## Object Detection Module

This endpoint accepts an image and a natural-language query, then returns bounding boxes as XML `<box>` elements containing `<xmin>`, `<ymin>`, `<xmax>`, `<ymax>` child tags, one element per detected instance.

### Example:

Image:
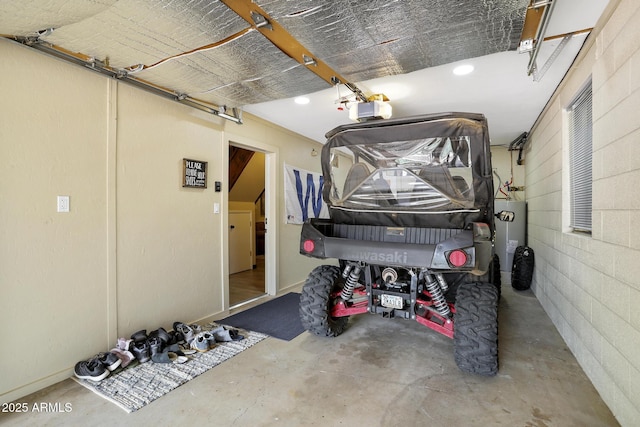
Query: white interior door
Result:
<box><xmin>229</xmin><ymin>211</ymin><xmax>253</xmax><ymax>274</ymax></box>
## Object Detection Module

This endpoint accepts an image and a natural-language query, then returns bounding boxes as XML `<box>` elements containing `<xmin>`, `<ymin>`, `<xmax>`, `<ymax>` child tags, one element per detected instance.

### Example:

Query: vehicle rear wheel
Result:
<box><xmin>490</xmin><ymin>255</ymin><xmax>501</xmax><ymax>299</ymax></box>
<box><xmin>299</xmin><ymin>265</ymin><xmax>348</xmax><ymax>337</ymax></box>
<box><xmin>445</xmin><ymin>255</ymin><xmax>501</xmax><ymax>302</ymax></box>
<box><xmin>454</xmin><ymin>282</ymin><xmax>499</xmax><ymax>376</ymax></box>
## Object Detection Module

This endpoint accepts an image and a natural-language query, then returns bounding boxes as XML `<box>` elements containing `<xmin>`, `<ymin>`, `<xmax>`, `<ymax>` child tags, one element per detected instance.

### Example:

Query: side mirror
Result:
<box><xmin>496</xmin><ymin>210</ymin><xmax>515</xmax><ymax>222</ymax></box>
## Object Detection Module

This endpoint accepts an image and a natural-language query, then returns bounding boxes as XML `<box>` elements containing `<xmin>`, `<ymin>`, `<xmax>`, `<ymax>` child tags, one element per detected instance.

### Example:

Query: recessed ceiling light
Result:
<box><xmin>294</xmin><ymin>96</ymin><xmax>310</xmax><ymax>105</ymax></box>
<box><xmin>453</xmin><ymin>64</ymin><xmax>474</xmax><ymax>76</ymax></box>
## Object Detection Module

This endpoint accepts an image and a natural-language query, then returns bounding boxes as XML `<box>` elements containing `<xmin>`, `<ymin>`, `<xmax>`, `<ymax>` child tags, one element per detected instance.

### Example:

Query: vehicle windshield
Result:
<box><xmin>328</xmin><ymin>136</ymin><xmax>475</xmax><ymax>211</ymax></box>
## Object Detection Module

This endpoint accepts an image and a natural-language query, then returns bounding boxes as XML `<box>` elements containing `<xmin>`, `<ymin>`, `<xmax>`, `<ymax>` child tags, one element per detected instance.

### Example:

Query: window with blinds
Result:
<box><xmin>568</xmin><ymin>81</ymin><xmax>593</xmax><ymax>233</ymax></box>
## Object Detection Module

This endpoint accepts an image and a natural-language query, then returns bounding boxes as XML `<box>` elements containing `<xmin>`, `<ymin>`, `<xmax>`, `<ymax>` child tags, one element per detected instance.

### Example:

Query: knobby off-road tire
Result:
<box><xmin>445</xmin><ymin>255</ymin><xmax>501</xmax><ymax>302</ymax></box>
<box><xmin>490</xmin><ymin>255</ymin><xmax>502</xmax><ymax>300</ymax></box>
<box><xmin>454</xmin><ymin>282</ymin><xmax>499</xmax><ymax>376</ymax></box>
<box><xmin>511</xmin><ymin>246</ymin><xmax>534</xmax><ymax>290</ymax></box>
<box><xmin>299</xmin><ymin>265</ymin><xmax>348</xmax><ymax>337</ymax></box>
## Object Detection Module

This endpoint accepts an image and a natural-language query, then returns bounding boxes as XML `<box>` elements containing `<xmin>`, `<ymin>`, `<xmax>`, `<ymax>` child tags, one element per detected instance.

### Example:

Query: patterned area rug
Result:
<box><xmin>73</xmin><ymin>327</ymin><xmax>267</xmax><ymax>413</ymax></box>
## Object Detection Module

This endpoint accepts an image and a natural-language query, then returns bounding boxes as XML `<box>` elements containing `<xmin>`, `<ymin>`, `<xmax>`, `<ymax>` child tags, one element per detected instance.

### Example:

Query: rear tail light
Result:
<box><xmin>302</xmin><ymin>239</ymin><xmax>315</xmax><ymax>253</ymax></box>
<box><xmin>448</xmin><ymin>249</ymin><xmax>468</xmax><ymax>267</ymax></box>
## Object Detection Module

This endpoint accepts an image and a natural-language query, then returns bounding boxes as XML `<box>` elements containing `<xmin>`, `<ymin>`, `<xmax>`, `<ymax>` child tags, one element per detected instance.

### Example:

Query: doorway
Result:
<box><xmin>228</xmin><ymin>144</ymin><xmax>267</xmax><ymax>306</ymax></box>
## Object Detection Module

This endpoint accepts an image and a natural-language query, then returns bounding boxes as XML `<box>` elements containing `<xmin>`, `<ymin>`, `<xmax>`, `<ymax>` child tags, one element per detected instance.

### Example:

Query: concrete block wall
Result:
<box><xmin>525</xmin><ymin>1</ymin><xmax>640</xmax><ymax>425</ymax></box>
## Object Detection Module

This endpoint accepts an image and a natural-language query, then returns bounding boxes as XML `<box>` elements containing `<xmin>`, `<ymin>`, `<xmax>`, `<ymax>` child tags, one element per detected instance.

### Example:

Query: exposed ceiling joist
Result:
<box><xmin>519</xmin><ymin>2</ymin><xmax>546</xmax><ymax>47</ymax></box>
<box><xmin>518</xmin><ymin>0</ymin><xmax>595</xmax><ymax>82</ymax></box>
<box><xmin>219</xmin><ymin>0</ymin><xmax>368</xmax><ymax>102</ymax></box>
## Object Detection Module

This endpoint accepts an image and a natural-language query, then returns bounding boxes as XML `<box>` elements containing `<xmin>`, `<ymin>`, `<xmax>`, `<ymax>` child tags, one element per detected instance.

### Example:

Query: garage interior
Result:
<box><xmin>1</xmin><ymin>0</ymin><xmax>638</xmax><ymax>425</ymax></box>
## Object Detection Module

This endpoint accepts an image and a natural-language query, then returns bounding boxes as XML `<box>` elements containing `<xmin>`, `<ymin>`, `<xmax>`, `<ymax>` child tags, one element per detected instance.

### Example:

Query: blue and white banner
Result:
<box><xmin>284</xmin><ymin>163</ymin><xmax>329</xmax><ymax>224</ymax></box>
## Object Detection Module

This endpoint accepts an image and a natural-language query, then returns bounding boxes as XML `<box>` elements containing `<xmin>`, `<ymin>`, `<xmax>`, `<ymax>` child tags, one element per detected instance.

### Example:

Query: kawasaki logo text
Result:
<box><xmin>355</xmin><ymin>251</ymin><xmax>408</xmax><ymax>264</ymax></box>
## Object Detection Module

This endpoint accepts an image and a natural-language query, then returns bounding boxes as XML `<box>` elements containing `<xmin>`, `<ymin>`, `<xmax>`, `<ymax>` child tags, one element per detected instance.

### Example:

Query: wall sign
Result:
<box><xmin>183</xmin><ymin>158</ymin><xmax>207</xmax><ymax>188</ymax></box>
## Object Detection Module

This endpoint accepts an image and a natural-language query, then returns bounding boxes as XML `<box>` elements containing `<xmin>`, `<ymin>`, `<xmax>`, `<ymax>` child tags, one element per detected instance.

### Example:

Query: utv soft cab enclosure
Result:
<box><xmin>322</xmin><ymin>113</ymin><xmax>494</xmax><ymax>229</ymax></box>
<box><xmin>299</xmin><ymin>113</ymin><xmax>507</xmax><ymax>376</ymax></box>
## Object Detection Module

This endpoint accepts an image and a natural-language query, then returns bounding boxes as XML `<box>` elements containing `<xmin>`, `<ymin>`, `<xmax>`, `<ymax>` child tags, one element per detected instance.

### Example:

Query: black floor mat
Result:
<box><xmin>218</xmin><ymin>292</ymin><xmax>304</xmax><ymax>341</ymax></box>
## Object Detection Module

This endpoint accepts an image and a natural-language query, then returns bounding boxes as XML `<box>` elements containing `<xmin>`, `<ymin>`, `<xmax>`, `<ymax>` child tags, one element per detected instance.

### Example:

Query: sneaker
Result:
<box><xmin>131</xmin><ymin>340</ymin><xmax>151</xmax><ymax>363</ymax></box>
<box><xmin>190</xmin><ymin>332</ymin><xmax>210</xmax><ymax>352</ymax></box>
<box><xmin>148</xmin><ymin>336</ymin><xmax>164</xmax><ymax>359</ymax></box>
<box><xmin>110</xmin><ymin>347</ymin><xmax>136</xmax><ymax>368</ymax></box>
<box><xmin>202</xmin><ymin>331</ymin><xmax>216</xmax><ymax>348</ymax></box>
<box><xmin>173</xmin><ymin>322</ymin><xmax>191</xmax><ymax>344</ymax></box>
<box><xmin>96</xmin><ymin>352</ymin><xmax>122</xmax><ymax>371</ymax></box>
<box><xmin>74</xmin><ymin>358</ymin><xmax>109</xmax><ymax>381</ymax></box>
<box><xmin>148</xmin><ymin>327</ymin><xmax>173</xmax><ymax>345</ymax></box>
<box><xmin>130</xmin><ymin>329</ymin><xmax>147</xmax><ymax>343</ymax></box>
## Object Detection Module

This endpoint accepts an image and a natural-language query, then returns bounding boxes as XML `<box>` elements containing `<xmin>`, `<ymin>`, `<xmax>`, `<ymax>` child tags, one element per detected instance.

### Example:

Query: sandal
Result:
<box><xmin>151</xmin><ymin>350</ymin><xmax>188</xmax><ymax>364</ymax></box>
<box><xmin>211</xmin><ymin>326</ymin><xmax>244</xmax><ymax>342</ymax></box>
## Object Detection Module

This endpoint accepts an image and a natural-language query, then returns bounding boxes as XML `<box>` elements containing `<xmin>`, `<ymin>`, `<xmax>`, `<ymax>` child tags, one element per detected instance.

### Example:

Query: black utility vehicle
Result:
<box><xmin>299</xmin><ymin>112</ymin><xmax>513</xmax><ymax>376</ymax></box>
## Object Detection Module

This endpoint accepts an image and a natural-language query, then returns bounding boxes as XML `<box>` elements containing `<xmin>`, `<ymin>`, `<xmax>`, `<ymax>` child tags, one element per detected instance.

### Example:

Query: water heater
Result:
<box><xmin>494</xmin><ymin>200</ymin><xmax>527</xmax><ymax>272</ymax></box>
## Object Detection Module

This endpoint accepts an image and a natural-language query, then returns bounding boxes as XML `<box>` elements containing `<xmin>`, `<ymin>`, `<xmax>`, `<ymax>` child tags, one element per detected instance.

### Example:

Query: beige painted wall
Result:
<box><xmin>114</xmin><ymin>84</ymin><xmax>226</xmax><ymax>333</ymax></box>
<box><xmin>1</xmin><ymin>40</ymin><xmax>110</xmax><ymax>403</ymax></box>
<box><xmin>525</xmin><ymin>1</ymin><xmax>639</xmax><ymax>424</ymax></box>
<box><xmin>0</xmin><ymin>39</ymin><xmax>326</xmax><ymax>404</ymax></box>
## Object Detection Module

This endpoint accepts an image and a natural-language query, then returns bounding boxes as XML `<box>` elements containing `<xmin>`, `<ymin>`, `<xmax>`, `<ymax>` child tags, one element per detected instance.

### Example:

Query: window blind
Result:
<box><xmin>568</xmin><ymin>81</ymin><xmax>593</xmax><ymax>233</ymax></box>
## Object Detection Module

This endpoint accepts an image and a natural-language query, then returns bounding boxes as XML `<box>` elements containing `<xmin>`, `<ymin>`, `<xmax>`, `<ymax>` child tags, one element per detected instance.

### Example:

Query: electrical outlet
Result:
<box><xmin>57</xmin><ymin>196</ymin><xmax>70</xmax><ymax>213</ymax></box>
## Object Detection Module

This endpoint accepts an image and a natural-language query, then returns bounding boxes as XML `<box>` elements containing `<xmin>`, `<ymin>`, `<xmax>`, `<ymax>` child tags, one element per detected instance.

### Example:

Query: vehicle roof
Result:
<box><xmin>325</xmin><ymin>112</ymin><xmax>488</xmax><ymax>139</ymax></box>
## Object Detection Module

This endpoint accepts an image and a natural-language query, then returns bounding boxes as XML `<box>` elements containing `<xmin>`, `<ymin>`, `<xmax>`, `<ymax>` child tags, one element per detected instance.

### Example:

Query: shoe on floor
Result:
<box><xmin>148</xmin><ymin>336</ymin><xmax>164</xmax><ymax>359</ymax></box>
<box><xmin>74</xmin><ymin>358</ymin><xmax>109</xmax><ymax>382</ymax></box>
<box><xmin>110</xmin><ymin>347</ymin><xmax>136</xmax><ymax>368</ymax></box>
<box><xmin>178</xmin><ymin>344</ymin><xmax>196</xmax><ymax>355</ymax></box>
<box><xmin>130</xmin><ymin>329</ymin><xmax>148</xmax><ymax>343</ymax></box>
<box><xmin>169</xmin><ymin>352</ymin><xmax>188</xmax><ymax>364</ymax></box>
<box><xmin>173</xmin><ymin>322</ymin><xmax>195</xmax><ymax>345</ymax></box>
<box><xmin>116</xmin><ymin>337</ymin><xmax>133</xmax><ymax>352</ymax></box>
<box><xmin>202</xmin><ymin>331</ymin><xmax>216</xmax><ymax>348</ymax></box>
<box><xmin>165</xmin><ymin>342</ymin><xmax>192</xmax><ymax>356</ymax></box>
<box><xmin>190</xmin><ymin>332</ymin><xmax>210</xmax><ymax>352</ymax></box>
<box><xmin>148</xmin><ymin>327</ymin><xmax>174</xmax><ymax>345</ymax></box>
<box><xmin>152</xmin><ymin>349</ymin><xmax>189</xmax><ymax>364</ymax></box>
<box><xmin>131</xmin><ymin>340</ymin><xmax>151</xmax><ymax>363</ymax></box>
<box><xmin>96</xmin><ymin>352</ymin><xmax>122</xmax><ymax>371</ymax></box>
<box><xmin>211</xmin><ymin>326</ymin><xmax>244</xmax><ymax>342</ymax></box>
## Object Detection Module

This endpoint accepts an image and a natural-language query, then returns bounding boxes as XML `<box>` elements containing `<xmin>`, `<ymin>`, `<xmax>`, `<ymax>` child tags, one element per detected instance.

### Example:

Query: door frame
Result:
<box><xmin>223</xmin><ymin>132</ymin><xmax>278</xmax><ymax>310</ymax></box>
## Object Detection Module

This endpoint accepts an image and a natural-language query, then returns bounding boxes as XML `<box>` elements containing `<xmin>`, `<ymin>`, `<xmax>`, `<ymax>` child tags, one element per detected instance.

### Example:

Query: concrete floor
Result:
<box><xmin>1</xmin><ymin>281</ymin><xmax>618</xmax><ymax>426</ymax></box>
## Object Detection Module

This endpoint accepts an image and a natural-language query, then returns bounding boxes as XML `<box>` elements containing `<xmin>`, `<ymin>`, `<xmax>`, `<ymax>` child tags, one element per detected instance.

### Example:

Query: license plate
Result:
<box><xmin>381</xmin><ymin>294</ymin><xmax>403</xmax><ymax>309</ymax></box>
